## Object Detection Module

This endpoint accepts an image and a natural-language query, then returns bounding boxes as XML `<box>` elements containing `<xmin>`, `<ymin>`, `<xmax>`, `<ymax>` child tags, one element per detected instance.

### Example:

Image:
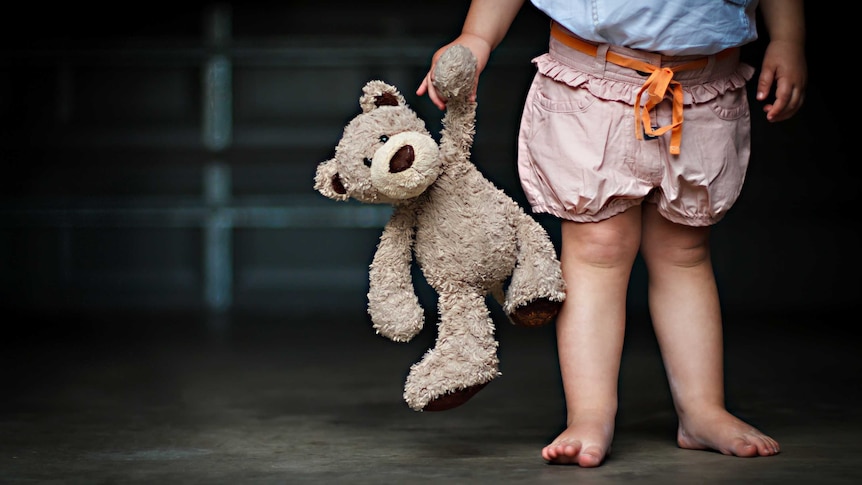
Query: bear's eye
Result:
<box><xmin>363</xmin><ymin>157</ymin><xmax>372</xmax><ymax>167</ymax></box>
<box><xmin>379</xmin><ymin>135</ymin><xmax>389</xmax><ymax>143</ymax></box>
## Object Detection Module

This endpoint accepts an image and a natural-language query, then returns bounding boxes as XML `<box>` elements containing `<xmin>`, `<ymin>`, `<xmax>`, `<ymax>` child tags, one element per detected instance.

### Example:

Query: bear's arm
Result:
<box><xmin>434</xmin><ymin>44</ymin><xmax>477</xmax><ymax>170</ymax></box>
<box><xmin>367</xmin><ymin>204</ymin><xmax>424</xmax><ymax>342</ymax></box>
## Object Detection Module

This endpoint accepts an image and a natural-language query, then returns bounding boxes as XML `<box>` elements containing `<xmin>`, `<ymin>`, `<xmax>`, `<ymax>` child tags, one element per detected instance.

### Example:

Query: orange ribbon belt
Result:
<box><xmin>550</xmin><ymin>22</ymin><xmax>734</xmax><ymax>155</ymax></box>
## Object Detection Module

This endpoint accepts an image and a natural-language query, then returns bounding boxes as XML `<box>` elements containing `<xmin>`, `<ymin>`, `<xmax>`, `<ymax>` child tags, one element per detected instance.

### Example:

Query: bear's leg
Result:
<box><xmin>403</xmin><ymin>289</ymin><xmax>500</xmax><ymax>411</ymax></box>
<box><xmin>504</xmin><ymin>215</ymin><xmax>567</xmax><ymax>327</ymax></box>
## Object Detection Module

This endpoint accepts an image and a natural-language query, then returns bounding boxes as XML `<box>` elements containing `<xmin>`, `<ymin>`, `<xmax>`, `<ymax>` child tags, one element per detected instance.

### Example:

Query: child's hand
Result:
<box><xmin>756</xmin><ymin>39</ymin><xmax>807</xmax><ymax>122</ymax></box>
<box><xmin>417</xmin><ymin>34</ymin><xmax>492</xmax><ymax>110</ymax></box>
<box><xmin>417</xmin><ymin>54</ymin><xmax>450</xmax><ymax>111</ymax></box>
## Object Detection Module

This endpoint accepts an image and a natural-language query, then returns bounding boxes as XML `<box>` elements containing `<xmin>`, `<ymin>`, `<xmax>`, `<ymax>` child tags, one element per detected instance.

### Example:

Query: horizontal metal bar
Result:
<box><xmin>0</xmin><ymin>40</ymin><xmax>539</xmax><ymax>68</ymax></box>
<box><xmin>20</xmin><ymin>124</ymin><xmax>348</xmax><ymax>150</ymax></box>
<box><xmin>0</xmin><ymin>201</ymin><xmax>393</xmax><ymax>229</ymax></box>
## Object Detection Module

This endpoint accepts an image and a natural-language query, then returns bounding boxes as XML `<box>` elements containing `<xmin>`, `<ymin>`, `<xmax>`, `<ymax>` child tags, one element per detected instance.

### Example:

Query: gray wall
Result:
<box><xmin>0</xmin><ymin>2</ymin><xmax>855</xmax><ymax>321</ymax></box>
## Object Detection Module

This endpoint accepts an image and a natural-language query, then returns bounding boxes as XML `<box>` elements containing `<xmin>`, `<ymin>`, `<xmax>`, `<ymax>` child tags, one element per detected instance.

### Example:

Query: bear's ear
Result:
<box><xmin>359</xmin><ymin>80</ymin><xmax>406</xmax><ymax>113</ymax></box>
<box><xmin>314</xmin><ymin>158</ymin><xmax>349</xmax><ymax>201</ymax></box>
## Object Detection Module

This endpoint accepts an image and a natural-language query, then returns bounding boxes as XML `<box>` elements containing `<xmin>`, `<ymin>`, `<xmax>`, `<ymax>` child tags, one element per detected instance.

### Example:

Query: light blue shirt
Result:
<box><xmin>530</xmin><ymin>0</ymin><xmax>760</xmax><ymax>55</ymax></box>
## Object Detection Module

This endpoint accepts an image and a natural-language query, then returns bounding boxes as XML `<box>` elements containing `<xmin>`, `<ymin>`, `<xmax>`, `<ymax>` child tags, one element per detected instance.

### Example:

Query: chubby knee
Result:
<box><xmin>562</xmin><ymin>222</ymin><xmax>640</xmax><ymax>268</ymax></box>
<box><xmin>641</xmin><ymin>231</ymin><xmax>711</xmax><ymax>268</ymax></box>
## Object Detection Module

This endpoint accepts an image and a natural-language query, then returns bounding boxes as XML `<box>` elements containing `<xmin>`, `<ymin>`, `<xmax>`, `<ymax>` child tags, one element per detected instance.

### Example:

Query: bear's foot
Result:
<box><xmin>508</xmin><ymin>297</ymin><xmax>563</xmax><ymax>327</ymax></box>
<box><xmin>423</xmin><ymin>382</ymin><xmax>489</xmax><ymax>412</ymax></box>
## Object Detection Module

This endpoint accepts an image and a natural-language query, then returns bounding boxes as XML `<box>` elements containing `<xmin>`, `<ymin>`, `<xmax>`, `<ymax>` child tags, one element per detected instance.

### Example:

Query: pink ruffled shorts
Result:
<box><xmin>517</xmin><ymin>30</ymin><xmax>756</xmax><ymax>226</ymax></box>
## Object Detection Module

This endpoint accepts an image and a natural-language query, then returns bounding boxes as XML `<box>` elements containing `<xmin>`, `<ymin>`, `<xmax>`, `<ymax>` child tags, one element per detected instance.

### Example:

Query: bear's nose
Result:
<box><xmin>389</xmin><ymin>145</ymin><xmax>414</xmax><ymax>173</ymax></box>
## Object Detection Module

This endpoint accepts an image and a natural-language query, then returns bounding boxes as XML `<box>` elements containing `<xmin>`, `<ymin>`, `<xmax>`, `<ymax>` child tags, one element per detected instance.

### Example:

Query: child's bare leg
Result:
<box><xmin>639</xmin><ymin>204</ymin><xmax>780</xmax><ymax>457</ymax></box>
<box><xmin>542</xmin><ymin>209</ymin><xmax>642</xmax><ymax>466</ymax></box>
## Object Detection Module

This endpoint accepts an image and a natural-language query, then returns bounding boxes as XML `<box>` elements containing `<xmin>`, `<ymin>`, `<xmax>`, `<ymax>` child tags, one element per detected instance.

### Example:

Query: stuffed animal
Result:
<box><xmin>313</xmin><ymin>45</ymin><xmax>566</xmax><ymax>412</ymax></box>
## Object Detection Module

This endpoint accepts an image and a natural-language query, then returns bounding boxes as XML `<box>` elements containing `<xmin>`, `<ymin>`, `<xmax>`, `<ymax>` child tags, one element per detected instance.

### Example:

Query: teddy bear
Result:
<box><xmin>313</xmin><ymin>44</ymin><xmax>566</xmax><ymax>412</ymax></box>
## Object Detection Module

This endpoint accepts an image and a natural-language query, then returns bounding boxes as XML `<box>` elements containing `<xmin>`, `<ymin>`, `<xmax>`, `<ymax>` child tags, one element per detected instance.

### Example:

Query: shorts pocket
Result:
<box><xmin>709</xmin><ymin>86</ymin><xmax>749</xmax><ymax>121</ymax></box>
<box><xmin>534</xmin><ymin>74</ymin><xmax>594</xmax><ymax>113</ymax></box>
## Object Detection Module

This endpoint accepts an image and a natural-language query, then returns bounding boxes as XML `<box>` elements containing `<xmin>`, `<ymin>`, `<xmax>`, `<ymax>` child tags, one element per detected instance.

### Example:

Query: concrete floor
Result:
<box><xmin>2</xmin><ymin>305</ymin><xmax>860</xmax><ymax>484</ymax></box>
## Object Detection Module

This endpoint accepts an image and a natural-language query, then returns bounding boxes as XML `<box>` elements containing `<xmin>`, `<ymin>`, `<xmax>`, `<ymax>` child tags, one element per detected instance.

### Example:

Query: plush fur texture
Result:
<box><xmin>314</xmin><ymin>45</ymin><xmax>566</xmax><ymax>412</ymax></box>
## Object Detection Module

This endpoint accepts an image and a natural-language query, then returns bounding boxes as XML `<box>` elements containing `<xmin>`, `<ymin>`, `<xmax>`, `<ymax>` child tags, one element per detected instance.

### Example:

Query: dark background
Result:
<box><xmin>1</xmin><ymin>3</ymin><xmax>860</xmax><ymax>483</ymax></box>
<box><xmin>0</xmin><ymin>1</ymin><xmax>855</xmax><ymax>332</ymax></box>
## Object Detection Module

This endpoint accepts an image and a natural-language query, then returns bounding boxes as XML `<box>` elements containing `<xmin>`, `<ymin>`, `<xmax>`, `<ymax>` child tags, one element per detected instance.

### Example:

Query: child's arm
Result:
<box><xmin>756</xmin><ymin>0</ymin><xmax>807</xmax><ymax>122</ymax></box>
<box><xmin>417</xmin><ymin>0</ymin><xmax>526</xmax><ymax>110</ymax></box>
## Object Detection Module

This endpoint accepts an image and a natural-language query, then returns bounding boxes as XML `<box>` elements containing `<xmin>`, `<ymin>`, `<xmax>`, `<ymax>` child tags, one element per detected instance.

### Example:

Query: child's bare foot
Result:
<box><xmin>542</xmin><ymin>416</ymin><xmax>614</xmax><ymax>467</ymax></box>
<box><xmin>677</xmin><ymin>408</ymin><xmax>780</xmax><ymax>457</ymax></box>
